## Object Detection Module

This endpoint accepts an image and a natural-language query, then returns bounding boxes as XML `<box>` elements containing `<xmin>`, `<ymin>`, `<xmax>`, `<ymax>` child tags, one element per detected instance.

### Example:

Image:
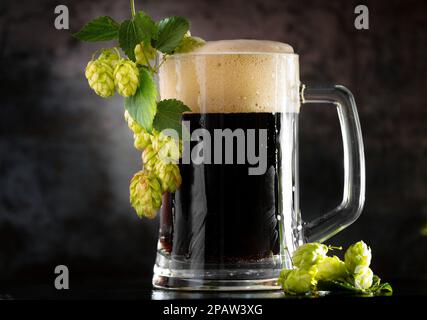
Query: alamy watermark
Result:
<box><xmin>354</xmin><ymin>5</ymin><xmax>369</xmax><ymax>30</ymax></box>
<box><xmin>55</xmin><ymin>4</ymin><xmax>369</xmax><ymax>31</ymax></box>
<box><xmin>54</xmin><ymin>5</ymin><xmax>69</xmax><ymax>30</ymax></box>
<box><xmin>54</xmin><ymin>265</ymin><xmax>69</xmax><ymax>290</ymax></box>
<box><xmin>159</xmin><ymin>121</ymin><xmax>268</xmax><ymax>176</ymax></box>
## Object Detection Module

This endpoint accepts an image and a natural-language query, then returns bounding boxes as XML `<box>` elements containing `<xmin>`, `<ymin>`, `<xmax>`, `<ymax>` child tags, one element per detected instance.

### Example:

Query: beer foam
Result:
<box><xmin>191</xmin><ymin>39</ymin><xmax>295</xmax><ymax>54</ymax></box>
<box><xmin>159</xmin><ymin>40</ymin><xmax>301</xmax><ymax>113</ymax></box>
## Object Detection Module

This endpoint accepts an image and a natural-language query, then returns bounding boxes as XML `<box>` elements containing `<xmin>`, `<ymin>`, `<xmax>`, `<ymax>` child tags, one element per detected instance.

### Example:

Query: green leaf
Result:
<box><xmin>153</xmin><ymin>99</ymin><xmax>191</xmax><ymax>139</ymax></box>
<box><xmin>371</xmin><ymin>274</ymin><xmax>381</xmax><ymax>288</ymax></box>
<box><xmin>319</xmin><ymin>276</ymin><xmax>393</xmax><ymax>296</ymax></box>
<box><xmin>370</xmin><ymin>275</ymin><xmax>393</xmax><ymax>296</ymax></box>
<box><xmin>119</xmin><ymin>12</ymin><xmax>157</xmax><ymax>60</ymax></box>
<box><xmin>73</xmin><ymin>16</ymin><xmax>119</xmax><ymax>42</ymax></box>
<box><xmin>155</xmin><ymin>17</ymin><xmax>190</xmax><ymax>54</ymax></box>
<box><xmin>125</xmin><ymin>68</ymin><xmax>157</xmax><ymax>131</ymax></box>
<box><xmin>371</xmin><ymin>282</ymin><xmax>393</xmax><ymax>296</ymax></box>
<box><xmin>134</xmin><ymin>11</ymin><xmax>157</xmax><ymax>42</ymax></box>
<box><xmin>328</xmin><ymin>279</ymin><xmax>362</xmax><ymax>292</ymax></box>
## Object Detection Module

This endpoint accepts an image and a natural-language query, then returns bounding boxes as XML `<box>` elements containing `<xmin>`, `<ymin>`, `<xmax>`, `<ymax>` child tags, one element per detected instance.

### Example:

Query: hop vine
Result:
<box><xmin>74</xmin><ymin>0</ymin><xmax>205</xmax><ymax>219</ymax></box>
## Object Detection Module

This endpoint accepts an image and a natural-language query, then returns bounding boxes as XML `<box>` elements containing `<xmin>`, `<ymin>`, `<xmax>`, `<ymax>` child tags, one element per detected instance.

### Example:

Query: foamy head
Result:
<box><xmin>159</xmin><ymin>40</ymin><xmax>301</xmax><ymax>113</ymax></box>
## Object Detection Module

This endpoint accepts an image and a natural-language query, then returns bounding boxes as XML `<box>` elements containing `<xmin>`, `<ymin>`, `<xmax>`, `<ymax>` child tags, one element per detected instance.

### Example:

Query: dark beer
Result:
<box><xmin>159</xmin><ymin>112</ymin><xmax>282</xmax><ymax>265</ymax></box>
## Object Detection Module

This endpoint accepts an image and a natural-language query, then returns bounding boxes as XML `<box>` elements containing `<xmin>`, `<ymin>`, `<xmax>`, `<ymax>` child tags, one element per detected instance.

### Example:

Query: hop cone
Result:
<box><xmin>85</xmin><ymin>60</ymin><xmax>115</xmax><ymax>98</ymax></box>
<box><xmin>344</xmin><ymin>241</ymin><xmax>372</xmax><ymax>274</ymax></box>
<box><xmin>154</xmin><ymin>161</ymin><xmax>182</xmax><ymax>193</ymax></box>
<box><xmin>316</xmin><ymin>256</ymin><xmax>348</xmax><ymax>281</ymax></box>
<box><xmin>175</xmin><ymin>32</ymin><xmax>205</xmax><ymax>53</ymax></box>
<box><xmin>113</xmin><ymin>59</ymin><xmax>139</xmax><ymax>97</ymax></box>
<box><xmin>98</xmin><ymin>48</ymin><xmax>120</xmax><ymax>69</ymax></box>
<box><xmin>292</xmin><ymin>243</ymin><xmax>328</xmax><ymax>269</ymax></box>
<box><xmin>129</xmin><ymin>170</ymin><xmax>162</xmax><ymax>219</ymax></box>
<box><xmin>277</xmin><ymin>269</ymin><xmax>292</xmax><ymax>288</ymax></box>
<box><xmin>280</xmin><ymin>267</ymin><xmax>318</xmax><ymax>294</ymax></box>
<box><xmin>124</xmin><ymin>111</ymin><xmax>151</xmax><ymax>150</ymax></box>
<box><xmin>353</xmin><ymin>267</ymin><xmax>373</xmax><ymax>290</ymax></box>
<box><xmin>124</xmin><ymin>110</ymin><xmax>143</xmax><ymax>134</ymax></box>
<box><xmin>134</xmin><ymin>132</ymin><xmax>152</xmax><ymax>150</ymax></box>
<box><xmin>142</xmin><ymin>145</ymin><xmax>158</xmax><ymax>172</ymax></box>
<box><xmin>151</xmin><ymin>130</ymin><xmax>182</xmax><ymax>163</ymax></box>
<box><xmin>134</xmin><ymin>42</ymin><xmax>157</xmax><ymax>66</ymax></box>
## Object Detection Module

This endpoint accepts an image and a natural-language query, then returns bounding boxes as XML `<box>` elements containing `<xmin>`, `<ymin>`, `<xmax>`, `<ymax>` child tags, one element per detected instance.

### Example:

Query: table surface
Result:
<box><xmin>1</xmin><ymin>277</ymin><xmax>426</xmax><ymax>300</ymax></box>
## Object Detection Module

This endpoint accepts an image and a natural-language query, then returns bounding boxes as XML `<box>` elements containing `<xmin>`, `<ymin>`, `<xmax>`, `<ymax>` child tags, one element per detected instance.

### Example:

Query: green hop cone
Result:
<box><xmin>175</xmin><ymin>32</ymin><xmax>206</xmax><ymax>53</ymax></box>
<box><xmin>134</xmin><ymin>132</ymin><xmax>152</xmax><ymax>150</ymax></box>
<box><xmin>292</xmin><ymin>243</ymin><xmax>328</xmax><ymax>269</ymax></box>
<box><xmin>124</xmin><ymin>111</ymin><xmax>151</xmax><ymax>150</ymax></box>
<box><xmin>85</xmin><ymin>60</ymin><xmax>115</xmax><ymax>98</ymax></box>
<box><xmin>154</xmin><ymin>161</ymin><xmax>182</xmax><ymax>193</ymax></box>
<box><xmin>142</xmin><ymin>145</ymin><xmax>159</xmax><ymax>172</ymax></box>
<box><xmin>280</xmin><ymin>267</ymin><xmax>318</xmax><ymax>295</ymax></box>
<box><xmin>113</xmin><ymin>59</ymin><xmax>139</xmax><ymax>97</ymax></box>
<box><xmin>316</xmin><ymin>255</ymin><xmax>348</xmax><ymax>281</ymax></box>
<box><xmin>134</xmin><ymin>42</ymin><xmax>157</xmax><ymax>66</ymax></box>
<box><xmin>124</xmin><ymin>110</ymin><xmax>143</xmax><ymax>134</ymax></box>
<box><xmin>344</xmin><ymin>241</ymin><xmax>372</xmax><ymax>274</ymax></box>
<box><xmin>151</xmin><ymin>131</ymin><xmax>182</xmax><ymax>163</ymax></box>
<box><xmin>129</xmin><ymin>170</ymin><xmax>162</xmax><ymax>219</ymax></box>
<box><xmin>98</xmin><ymin>48</ymin><xmax>120</xmax><ymax>69</ymax></box>
<box><xmin>353</xmin><ymin>267</ymin><xmax>374</xmax><ymax>290</ymax></box>
<box><xmin>277</xmin><ymin>269</ymin><xmax>292</xmax><ymax>288</ymax></box>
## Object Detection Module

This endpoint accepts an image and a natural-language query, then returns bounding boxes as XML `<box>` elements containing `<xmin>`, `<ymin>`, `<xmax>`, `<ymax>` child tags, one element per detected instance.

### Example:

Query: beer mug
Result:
<box><xmin>153</xmin><ymin>40</ymin><xmax>365</xmax><ymax>290</ymax></box>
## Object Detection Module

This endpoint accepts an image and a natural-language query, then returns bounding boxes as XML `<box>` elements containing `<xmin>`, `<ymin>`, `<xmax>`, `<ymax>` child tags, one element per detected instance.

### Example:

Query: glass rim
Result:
<box><xmin>165</xmin><ymin>52</ymin><xmax>300</xmax><ymax>58</ymax></box>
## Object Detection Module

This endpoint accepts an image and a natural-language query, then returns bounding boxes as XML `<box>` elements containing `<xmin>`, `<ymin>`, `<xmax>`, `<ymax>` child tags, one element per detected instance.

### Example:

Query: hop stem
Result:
<box><xmin>142</xmin><ymin>49</ymin><xmax>155</xmax><ymax>74</ymax></box>
<box><xmin>130</xmin><ymin>0</ymin><xmax>136</xmax><ymax>17</ymax></box>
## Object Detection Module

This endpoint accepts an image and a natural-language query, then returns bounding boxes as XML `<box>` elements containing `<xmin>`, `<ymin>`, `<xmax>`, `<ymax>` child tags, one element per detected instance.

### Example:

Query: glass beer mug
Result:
<box><xmin>153</xmin><ymin>40</ymin><xmax>365</xmax><ymax>290</ymax></box>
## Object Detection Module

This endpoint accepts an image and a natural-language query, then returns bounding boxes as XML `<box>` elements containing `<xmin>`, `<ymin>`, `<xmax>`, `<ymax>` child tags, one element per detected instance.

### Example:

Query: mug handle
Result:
<box><xmin>300</xmin><ymin>84</ymin><xmax>366</xmax><ymax>243</ymax></box>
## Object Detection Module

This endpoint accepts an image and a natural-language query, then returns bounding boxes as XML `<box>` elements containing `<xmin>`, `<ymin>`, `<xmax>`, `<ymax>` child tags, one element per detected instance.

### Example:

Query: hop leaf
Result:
<box><xmin>353</xmin><ymin>267</ymin><xmax>374</xmax><ymax>290</ymax></box>
<box><xmin>113</xmin><ymin>59</ymin><xmax>140</xmax><ymax>97</ymax></box>
<box><xmin>154</xmin><ymin>161</ymin><xmax>182</xmax><ymax>193</ymax></box>
<box><xmin>124</xmin><ymin>67</ymin><xmax>157</xmax><ymax>131</ymax></box>
<box><xmin>98</xmin><ymin>48</ymin><xmax>120</xmax><ymax>69</ymax></box>
<box><xmin>119</xmin><ymin>12</ymin><xmax>157</xmax><ymax>61</ymax></box>
<box><xmin>85</xmin><ymin>60</ymin><xmax>115</xmax><ymax>98</ymax></box>
<box><xmin>316</xmin><ymin>256</ymin><xmax>348</xmax><ymax>281</ymax></box>
<box><xmin>73</xmin><ymin>16</ymin><xmax>119</xmax><ymax>42</ymax></box>
<box><xmin>129</xmin><ymin>170</ymin><xmax>162</xmax><ymax>219</ymax></box>
<box><xmin>344</xmin><ymin>240</ymin><xmax>372</xmax><ymax>273</ymax></box>
<box><xmin>135</xmin><ymin>42</ymin><xmax>157</xmax><ymax>66</ymax></box>
<box><xmin>280</xmin><ymin>267</ymin><xmax>318</xmax><ymax>295</ymax></box>
<box><xmin>292</xmin><ymin>243</ymin><xmax>328</xmax><ymax>269</ymax></box>
<box><xmin>155</xmin><ymin>16</ymin><xmax>190</xmax><ymax>54</ymax></box>
<box><xmin>153</xmin><ymin>99</ymin><xmax>191</xmax><ymax>139</ymax></box>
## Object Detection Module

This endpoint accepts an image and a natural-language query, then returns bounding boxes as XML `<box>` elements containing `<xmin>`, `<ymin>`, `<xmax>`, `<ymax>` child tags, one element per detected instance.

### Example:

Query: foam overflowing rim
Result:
<box><xmin>168</xmin><ymin>51</ymin><xmax>299</xmax><ymax>58</ymax></box>
<box><xmin>166</xmin><ymin>39</ymin><xmax>299</xmax><ymax>58</ymax></box>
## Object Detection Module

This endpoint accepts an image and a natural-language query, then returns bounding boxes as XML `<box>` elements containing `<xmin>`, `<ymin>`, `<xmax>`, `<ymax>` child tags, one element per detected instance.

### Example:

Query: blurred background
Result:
<box><xmin>0</xmin><ymin>0</ymin><xmax>426</xmax><ymax>290</ymax></box>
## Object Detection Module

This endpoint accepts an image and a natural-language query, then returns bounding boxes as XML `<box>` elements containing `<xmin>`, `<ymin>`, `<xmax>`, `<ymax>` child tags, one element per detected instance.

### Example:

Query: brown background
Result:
<box><xmin>0</xmin><ymin>0</ymin><xmax>426</xmax><ymax>286</ymax></box>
